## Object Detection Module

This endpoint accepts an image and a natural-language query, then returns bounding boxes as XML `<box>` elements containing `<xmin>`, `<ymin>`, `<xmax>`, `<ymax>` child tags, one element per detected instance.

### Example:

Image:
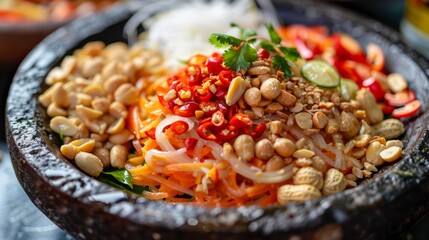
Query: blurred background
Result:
<box><xmin>1</xmin><ymin>0</ymin><xmax>429</xmax><ymax>239</ymax></box>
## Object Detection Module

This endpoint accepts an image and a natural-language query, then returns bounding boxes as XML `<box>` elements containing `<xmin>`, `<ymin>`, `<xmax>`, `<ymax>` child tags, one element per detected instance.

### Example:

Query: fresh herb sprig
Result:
<box><xmin>209</xmin><ymin>23</ymin><xmax>301</xmax><ymax>77</ymax></box>
<box><xmin>98</xmin><ymin>169</ymin><xmax>148</xmax><ymax>195</ymax></box>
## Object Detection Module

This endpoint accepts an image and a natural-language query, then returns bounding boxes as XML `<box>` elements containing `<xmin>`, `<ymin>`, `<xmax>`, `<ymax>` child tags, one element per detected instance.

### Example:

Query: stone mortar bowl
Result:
<box><xmin>6</xmin><ymin>1</ymin><xmax>429</xmax><ymax>239</ymax></box>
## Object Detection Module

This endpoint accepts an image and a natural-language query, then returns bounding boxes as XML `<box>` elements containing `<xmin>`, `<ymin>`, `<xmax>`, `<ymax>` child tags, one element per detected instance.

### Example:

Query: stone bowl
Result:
<box><xmin>6</xmin><ymin>1</ymin><xmax>429</xmax><ymax>239</ymax></box>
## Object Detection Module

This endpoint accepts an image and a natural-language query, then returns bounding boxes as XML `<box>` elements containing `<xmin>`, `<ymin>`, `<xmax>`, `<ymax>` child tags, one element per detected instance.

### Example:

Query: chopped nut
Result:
<box><xmin>247</xmin><ymin>66</ymin><xmax>271</xmax><ymax>75</ymax></box>
<box><xmin>366</xmin><ymin>141</ymin><xmax>386</xmax><ymax>166</ymax></box>
<box><xmin>277</xmin><ymin>184</ymin><xmax>321</xmax><ymax>204</ymax></box>
<box><xmin>244</xmin><ymin>87</ymin><xmax>262</xmax><ymax>107</ymax></box>
<box><xmin>276</xmin><ymin>90</ymin><xmax>297</xmax><ymax>107</ymax></box>
<box><xmin>226</xmin><ymin>76</ymin><xmax>246</xmax><ymax>106</ymax></box>
<box><xmin>379</xmin><ymin>146</ymin><xmax>402</xmax><ymax>162</ymax></box>
<box><xmin>274</xmin><ymin>138</ymin><xmax>296</xmax><ymax>157</ymax></box>
<box><xmin>387</xmin><ymin>73</ymin><xmax>407</xmax><ymax>93</ymax></box>
<box><xmin>352</xmin><ymin>167</ymin><xmax>363</xmax><ymax>179</ymax></box>
<box><xmin>386</xmin><ymin>140</ymin><xmax>404</xmax><ymax>148</ymax></box>
<box><xmin>233</xmin><ymin>134</ymin><xmax>255</xmax><ymax>162</ymax></box>
<box><xmin>356</xmin><ymin>89</ymin><xmax>383</xmax><ymax>124</ymax></box>
<box><xmin>265</xmin><ymin>102</ymin><xmax>283</xmax><ymax>114</ymax></box>
<box><xmin>312</xmin><ymin>112</ymin><xmax>328</xmax><ymax>129</ymax></box>
<box><xmin>255</xmin><ymin>139</ymin><xmax>275</xmax><ymax>161</ymax></box>
<box><xmin>293</xmin><ymin>149</ymin><xmax>315</xmax><ymax>159</ymax></box>
<box><xmin>265</xmin><ymin>155</ymin><xmax>285</xmax><ymax>171</ymax></box>
<box><xmin>364</xmin><ymin>162</ymin><xmax>378</xmax><ymax>172</ymax></box>
<box><xmin>269</xmin><ymin>121</ymin><xmax>283</xmax><ymax>135</ymax></box>
<box><xmin>293</xmin><ymin>167</ymin><xmax>324</xmax><ymax>189</ymax></box>
<box><xmin>295</xmin><ymin>158</ymin><xmax>313</xmax><ymax>167</ymax></box>
<box><xmin>295</xmin><ymin>112</ymin><xmax>313</xmax><ymax>129</ymax></box>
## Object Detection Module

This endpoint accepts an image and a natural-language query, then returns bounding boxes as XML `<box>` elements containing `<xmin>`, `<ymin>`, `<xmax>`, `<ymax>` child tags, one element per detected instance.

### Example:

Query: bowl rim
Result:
<box><xmin>6</xmin><ymin>0</ymin><xmax>429</xmax><ymax>238</ymax></box>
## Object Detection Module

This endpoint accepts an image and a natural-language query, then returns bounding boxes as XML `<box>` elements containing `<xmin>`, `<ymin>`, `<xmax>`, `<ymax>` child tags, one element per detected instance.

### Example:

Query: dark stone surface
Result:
<box><xmin>5</xmin><ymin>1</ymin><xmax>429</xmax><ymax>239</ymax></box>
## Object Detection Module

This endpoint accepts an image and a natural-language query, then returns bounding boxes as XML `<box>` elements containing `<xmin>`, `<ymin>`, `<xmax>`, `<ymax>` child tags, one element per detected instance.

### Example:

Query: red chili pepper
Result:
<box><xmin>258</xmin><ymin>49</ymin><xmax>270</xmax><ymax>60</ymax></box>
<box><xmin>227</xmin><ymin>104</ymin><xmax>239</xmax><ymax>120</ymax></box>
<box><xmin>184</xmin><ymin>137</ymin><xmax>198</xmax><ymax>151</ymax></box>
<box><xmin>193</xmin><ymin>86</ymin><xmax>212</xmax><ymax>102</ymax></box>
<box><xmin>384</xmin><ymin>89</ymin><xmax>416</xmax><ymax>107</ymax></box>
<box><xmin>218</xmin><ymin>70</ymin><xmax>235</xmax><ymax>87</ymax></box>
<box><xmin>186</xmin><ymin>65</ymin><xmax>202</xmax><ymax>84</ymax></box>
<box><xmin>229</xmin><ymin>113</ymin><xmax>253</xmax><ymax>128</ymax></box>
<box><xmin>145</xmin><ymin>128</ymin><xmax>156</xmax><ymax>140</ymax></box>
<box><xmin>197</xmin><ymin>121</ymin><xmax>217</xmax><ymax>141</ymax></box>
<box><xmin>214</xmin><ymin>88</ymin><xmax>227</xmax><ymax>99</ymax></box>
<box><xmin>206</xmin><ymin>56</ymin><xmax>224</xmax><ymax>75</ymax></box>
<box><xmin>173</xmin><ymin>102</ymin><xmax>200</xmax><ymax>117</ymax></box>
<box><xmin>216</xmin><ymin>125</ymin><xmax>239</xmax><ymax>142</ymax></box>
<box><xmin>392</xmin><ymin>100</ymin><xmax>421</xmax><ymax>119</ymax></box>
<box><xmin>362</xmin><ymin>77</ymin><xmax>385</xmax><ymax>101</ymax></box>
<box><xmin>244</xmin><ymin>123</ymin><xmax>267</xmax><ymax>139</ymax></box>
<box><xmin>217</xmin><ymin>102</ymin><xmax>228</xmax><ymax>114</ymax></box>
<box><xmin>157</xmin><ymin>94</ymin><xmax>167</xmax><ymax>106</ymax></box>
<box><xmin>199</xmin><ymin>101</ymin><xmax>219</xmax><ymax>116</ymax></box>
<box><xmin>378</xmin><ymin>103</ymin><xmax>395</xmax><ymax>115</ymax></box>
<box><xmin>170</xmin><ymin>120</ymin><xmax>189</xmax><ymax>135</ymax></box>
<box><xmin>211</xmin><ymin>111</ymin><xmax>225</xmax><ymax>126</ymax></box>
<box><xmin>366</xmin><ymin>43</ymin><xmax>385</xmax><ymax>71</ymax></box>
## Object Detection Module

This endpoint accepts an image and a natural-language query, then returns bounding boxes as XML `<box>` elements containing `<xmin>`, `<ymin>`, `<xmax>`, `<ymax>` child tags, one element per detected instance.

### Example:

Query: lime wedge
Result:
<box><xmin>301</xmin><ymin>60</ymin><xmax>340</xmax><ymax>88</ymax></box>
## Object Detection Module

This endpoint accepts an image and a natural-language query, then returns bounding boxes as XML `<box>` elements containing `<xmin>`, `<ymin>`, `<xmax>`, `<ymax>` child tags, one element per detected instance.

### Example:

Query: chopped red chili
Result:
<box><xmin>206</xmin><ymin>56</ymin><xmax>224</xmax><ymax>75</ymax></box>
<box><xmin>145</xmin><ymin>128</ymin><xmax>156</xmax><ymax>140</ymax></box>
<box><xmin>229</xmin><ymin>113</ymin><xmax>252</xmax><ymax>128</ymax></box>
<box><xmin>211</xmin><ymin>111</ymin><xmax>225</xmax><ymax>126</ymax></box>
<box><xmin>218</xmin><ymin>70</ymin><xmax>235</xmax><ymax>87</ymax></box>
<box><xmin>184</xmin><ymin>137</ymin><xmax>198</xmax><ymax>150</ymax></box>
<box><xmin>197</xmin><ymin>121</ymin><xmax>217</xmax><ymax>141</ymax></box>
<box><xmin>216</xmin><ymin>125</ymin><xmax>239</xmax><ymax>142</ymax></box>
<box><xmin>193</xmin><ymin>86</ymin><xmax>212</xmax><ymax>102</ymax></box>
<box><xmin>173</xmin><ymin>102</ymin><xmax>200</xmax><ymax>117</ymax></box>
<box><xmin>170</xmin><ymin>120</ymin><xmax>189</xmax><ymax>135</ymax></box>
<box><xmin>244</xmin><ymin>123</ymin><xmax>267</xmax><ymax>139</ymax></box>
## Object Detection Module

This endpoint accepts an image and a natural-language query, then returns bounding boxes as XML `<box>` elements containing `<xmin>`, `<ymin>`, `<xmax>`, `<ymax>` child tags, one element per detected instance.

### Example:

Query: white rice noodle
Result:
<box><xmin>222</xmin><ymin>150</ymin><xmax>294</xmax><ymax>184</ymax></box>
<box><xmin>155</xmin><ymin>115</ymin><xmax>195</xmax><ymax>163</ymax></box>
<box><xmin>141</xmin><ymin>0</ymin><xmax>263</xmax><ymax>69</ymax></box>
<box><xmin>146</xmin><ymin>174</ymin><xmax>194</xmax><ymax>197</ymax></box>
<box><xmin>145</xmin><ymin>148</ymin><xmax>188</xmax><ymax>173</ymax></box>
<box><xmin>221</xmin><ymin>179</ymin><xmax>246</xmax><ymax>198</ymax></box>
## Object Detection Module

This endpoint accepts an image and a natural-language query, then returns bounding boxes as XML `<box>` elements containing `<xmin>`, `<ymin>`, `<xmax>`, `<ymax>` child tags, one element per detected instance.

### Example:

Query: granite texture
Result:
<box><xmin>5</xmin><ymin>1</ymin><xmax>429</xmax><ymax>239</ymax></box>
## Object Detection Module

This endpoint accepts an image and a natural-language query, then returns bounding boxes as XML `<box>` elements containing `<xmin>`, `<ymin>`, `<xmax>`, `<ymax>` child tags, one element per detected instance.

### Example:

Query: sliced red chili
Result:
<box><xmin>186</xmin><ymin>65</ymin><xmax>202</xmax><ymax>84</ymax></box>
<box><xmin>211</xmin><ymin>111</ymin><xmax>225</xmax><ymax>126</ymax></box>
<box><xmin>218</xmin><ymin>70</ymin><xmax>235</xmax><ymax>87</ymax></box>
<box><xmin>199</xmin><ymin>101</ymin><xmax>218</xmax><ymax>116</ymax></box>
<box><xmin>206</xmin><ymin>56</ymin><xmax>224</xmax><ymax>75</ymax></box>
<box><xmin>145</xmin><ymin>128</ymin><xmax>156</xmax><ymax>140</ymax></box>
<box><xmin>229</xmin><ymin>113</ymin><xmax>253</xmax><ymax>128</ymax></box>
<box><xmin>384</xmin><ymin>89</ymin><xmax>416</xmax><ymax>107</ymax></box>
<box><xmin>392</xmin><ymin>100</ymin><xmax>421</xmax><ymax>119</ymax></box>
<box><xmin>193</xmin><ymin>86</ymin><xmax>212</xmax><ymax>102</ymax></box>
<box><xmin>214</xmin><ymin>87</ymin><xmax>227</xmax><ymax>99</ymax></box>
<box><xmin>378</xmin><ymin>103</ymin><xmax>395</xmax><ymax>115</ymax></box>
<box><xmin>362</xmin><ymin>77</ymin><xmax>385</xmax><ymax>101</ymax></box>
<box><xmin>244</xmin><ymin>123</ymin><xmax>267</xmax><ymax>139</ymax></box>
<box><xmin>157</xmin><ymin>94</ymin><xmax>167</xmax><ymax>106</ymax></box>
<box><xmin>170</xmin><ymin>120</ymin><xmax>189</xmax><ymax>135</ymax></box>
<box><xmin>227</xmin><ymin>104</ymin><xmax>239</xmax><ymax>120</ymax></box>
<box><xmin>197</xmin><ymin>121</ymin><xmax>217</xmax><ymax>141</ymax></box>
<box><xmin>216</xmin><ymin>125</ymin><xmax>239</xmax><ymax>142</ymax></box>
<box><xmin>173</xmin><ymin>102</ymin><xmax>200</xmax><ymax>117</ymax></box>
<box><xmin>184</xmin><ymin>137</ymin><xmax>198</xmax><ymax>151</ymax></box>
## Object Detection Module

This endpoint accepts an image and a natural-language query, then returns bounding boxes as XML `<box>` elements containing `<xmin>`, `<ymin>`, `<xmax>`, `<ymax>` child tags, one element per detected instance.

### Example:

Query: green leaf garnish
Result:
<box><xmin>209</xmin><ymin>33</ymin><xmax>243</xmax><ymax>47</ymax></box>
<box><xmin>265</xmin><ymin>23</ymin><xmax>282</xmax><ymax>44</ymax></box>
<box><xmin>230</xmin><ymin>22</ymin><xmax>257</xmax><ymax>41</ymax></box>
<box><xmin>101</xmin><ymin>169</ymin><xmax>134</xmax><ymax>188</ymax></box>
<box><xmin>98</xmin><ymin>169</ymin><xmax>149</xmax><ymax>195</ymax></box>
<box><xmin>209</xmin><ymin>22</ymin><xmax>301</xmax><ymax>74</ymax></box>
<box><xmin>280</xmin><ymin>46</ymin><xmax>301</xmax><ymax>62</ymax></box>
<box><xmin>272</xmin><ymin>55</ymin><xmax>292</xmax><ymax>77</ymax></box>
<box><xmin>223</xmin><ymin>42</ymin><xmax>258</xmax><ymax>72</ymax></box>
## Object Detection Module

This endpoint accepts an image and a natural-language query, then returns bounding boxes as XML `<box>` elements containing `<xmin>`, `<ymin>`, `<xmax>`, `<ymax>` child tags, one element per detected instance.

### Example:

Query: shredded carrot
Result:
<box><xmin>143</xmin><ymin>191</ymin><xmax>169</xmax><ymax>200</ymax></box>
<box><xmin>245</xmin><ymin>183</ymin><xmax>272</xmax><ymax>198</ymax></box>
<box><xmin>128</xmin><ymin>156</ymin><xmax>145</xmax><ymax>166</ymax></box>
<box><xmin>164</xmin><ymin>163</ymin><xmax>213</xmax><ymax>174</ymax></box>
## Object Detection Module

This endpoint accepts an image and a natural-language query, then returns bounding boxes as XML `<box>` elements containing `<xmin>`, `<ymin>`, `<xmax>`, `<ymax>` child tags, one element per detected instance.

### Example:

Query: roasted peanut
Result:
<box><xmin>233</xmin><ymin>134</ymin><xmax>255</xmax><ymax>162</ymax></box>
<box><xmin>50</xmin><ymin>116</ymin><xmax>78</xmax><ymax>136</ymax></box>
<box><xmin>372</xmin><ymin>118</ymin><xmax>405</xmax><ymax>140</ymax></box>
<box><xmin>265</xmin><ymin>102</ymin><xmax>283</xmax><ymax>114</ymax></box>
<box><xmin>114</xmin><ymin>83</ymin><xmax>139</xmax><ymax>105</ymax></box>
<box><xmin>313</xmin><ymin>112</ymin><xmax>328</xmax><ymax>129</ymax></box>
<box><xmin>293</xmin><ymin>167</ymin><xmax>324</xmax><ymax>189</ymax></box>
<box><xmin>47</xmin><ymin>103</ymin><xmax>67</xmax><ymax>117</ymax></box>
<box><xmin>107</xmin><ymin>118</ymin><xmax>125</xmax><ymax>135</ymax></box>
<box><xmin>340</xmin><ymin>111</ymin><xmax>360</xmax><ymax>138</ymax></box>
<box><xmin>325</xmin><ymin>119</ymin><xmax>339</xmax><ymax>134</ymax></box>
<box><xmin>109</xmin><ymin>129</ymin><xmax>134</xmax><ymax>145</ymax></box>
<box><xmin>311</xmin><ymin>156</ymin><xmax>327</xmax><ymax>173</ymax></box>
<box><xmin>379</xmin><ymin>146</ymin><xmax>402</xmax><ymax>162</ymax></box>
<box><xmin>385</xmin><ymin>140</ymin><xmax>404</xmax><ymax>148</ymax></box>
<box><xmin>247</xmin><ymin>66</ymin><xmax>271</xmax><ymax>75</ymax></box>
<box><xmin>386</xmin><ymin>73</ymin><xmax>407</xmax><ymax>93</ymax></box>
<box><xmin>93</xmin><ymin>148</ymin><xmax>110</xmax><ymax>167</ymax></box>
<box><xmin>293</xmin><ymin>149</ymin><xmax>315</xmax><ymax>159</ymax></box>
<box><xmin>322</xmin><ymin>168</ymin><xmax>346</xmax><ymax>195</ymax></box>
<box><xmin>353</xmin><ymin>134</ymin><xmax>371</xmax><ymax>147</ymax></box>
<box><xmin>276</xmin><ymin>90</ymin><xmax>297</xmax><ymax>107</ymax></box>
<box><xmin>277</xmin><ymin>184</ymin><xmax>322</xmax><ymax>204</ymax></box>
<box><xmin>260</xmin><ymin>78</ymin><xmax>281</xmax><ymax>100</ymax></box>
<box><xmin>244</xmin><ymin>87</ymin><xmax>262</xmax><ymax>107</ymax></box>
<box><xmin>295</xmin><ymin>112</ymin><xmax>313</xmax><ymax>129</ymax></box>
<box><xmin>75</xmin><ymin>152</ymin><xmax>103</xmax><ymax>177</ymax></box>
<box><xmin>295</xmin><ymin>158</ymin><xmax>313</xmax><ymax>167</ymax></box>
<box><xmin>110</xmin><ymin>145</ymin><xmax>128</xmax><ymax>168</ymax></box>
<box><xmin>255</xmin><ymin>139</ymin><xmax>275</xmax><ymax>160</ymax></box>
<box><xmin>269</xmin><ymin>121</ymin><xmax>283</xmax><ymax>135</ymax></box>
<box><xmin>226</xmin><ymin>76</ymin><xmax>246</xmax><ymax>106</ymax></box>
<box><xmin>265</xmin><ymin>155</ymin><xmax>285</xmax><ymax>171</ymax></box>
<box><xmin>356</xmin><ymin>89</ymin><xmax>383</xmax><ymax>124</ymax></box>
<box><xmin>274</xmin><ymin>138</ymin><xmax>296</xmax><ymax>157</ymax></box>
<box><xmin>366</xmin><ymin>141</ymin><xmax>386</xmax><ymax>166</ymax></box>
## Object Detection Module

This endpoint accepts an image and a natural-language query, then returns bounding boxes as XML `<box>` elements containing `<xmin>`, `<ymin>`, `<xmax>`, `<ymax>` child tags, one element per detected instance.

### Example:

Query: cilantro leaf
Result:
<box><xmin>265</xmin><ymin>23</ymin><xmax>282</xmax><ymax>44</ymax></box>
<box><xmin>260</xmin><ymin>40</ymin><xmax>276</xmax><ymax>52</ymax></box>
<box><xmin>101</xmin><ymin>169</ymin><xmax>134</xmax><ymax>188</ymax></box>
<box><xmin>272</xmin><ymin>55</ymin><xmax>292</xmax><ymax>77</ymax></box>
<box><xmin>280</xmin><ymin>46</ymin><xmax>301</xmax><ymax>61</ymax></box>
<box><xmin>223</xmin><ymin>42</ymin><xmax>258</xmax><ymax>72</ymax></box>
<box><xmin>230</xmin><ymin>22</ymin><xmax>257</xmax><ymax>40</ymax></box>
<box><xmin>209</xmin><ymin>33</ymin><xmax>243</xmax><ymax>47</ymax></box>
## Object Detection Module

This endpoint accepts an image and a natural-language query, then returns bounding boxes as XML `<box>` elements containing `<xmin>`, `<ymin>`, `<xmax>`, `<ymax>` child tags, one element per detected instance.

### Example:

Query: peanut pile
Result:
<box><xmin>39</xmin><ymin>42</ymin><xmax>168</xmax><ymax>177</ymax></box>
<box><xmin>222</xmin><ymin>59</ymin><xmax>406</xmax><ymax>204</ymax></box>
